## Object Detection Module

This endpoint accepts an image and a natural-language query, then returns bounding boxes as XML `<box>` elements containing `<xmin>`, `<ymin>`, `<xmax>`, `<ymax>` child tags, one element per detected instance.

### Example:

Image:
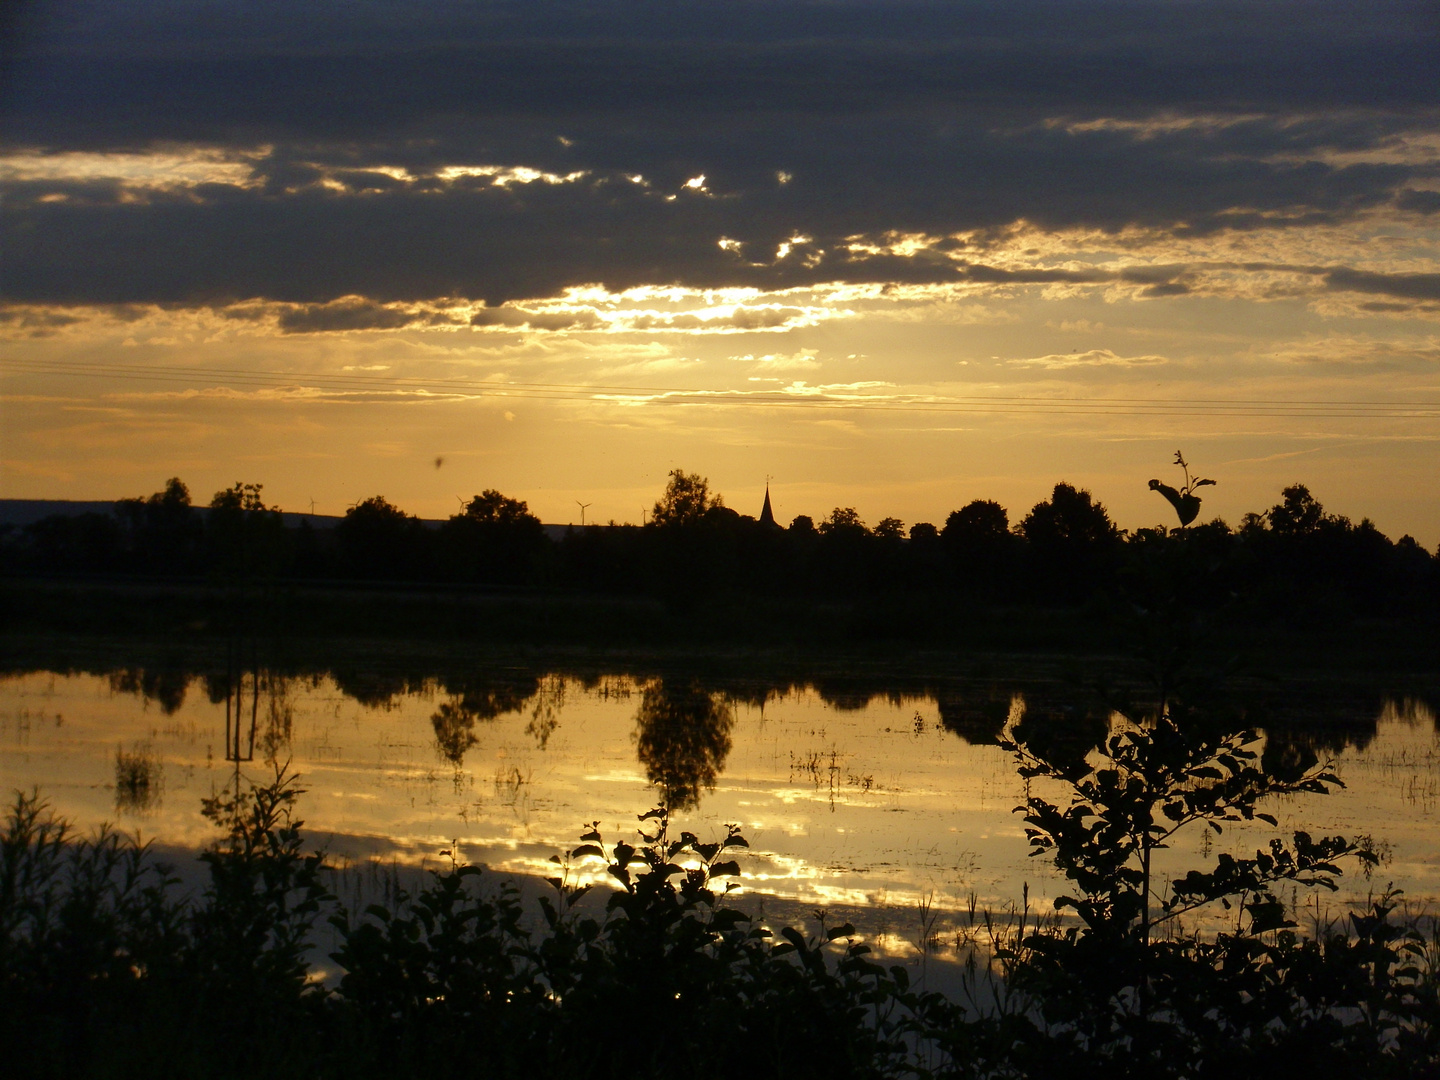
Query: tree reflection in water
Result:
<box><xmin>633</xmin><ymin>679</ymin><xmax>735</xmax><ymax>811</ymax></box>
<box><xmin>432</xmin><ymin>700</ymin><xmax>481</xmax><ymax>765</ymax></box>
<box><xmin>108</xmin><ymin>665</ymin><xmax>189</xmax><ymax>715</ymax></box>
<box><xmin>431</xmin><ymin>675</ymin><xmax>539</xmax><ymax>766</ymax></box>
<box><xmin>113</xmin><ymin>742</ymin><xmax>163</xmax><ymax>814</ymax></box>
<box><xmin>524</xmin><ymin>674</ymin><xmax>565</xmax><ymax>749</ymax></box>
<box><xmin>257</xmin><ymin>676</ymin><xmax>295</xmax><ymax>765</ymax></box>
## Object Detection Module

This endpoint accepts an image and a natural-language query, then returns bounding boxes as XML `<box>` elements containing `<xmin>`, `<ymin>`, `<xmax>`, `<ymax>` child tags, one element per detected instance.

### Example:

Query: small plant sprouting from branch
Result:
<box><xmin>1148</xmin><ymin>449</ymin><xmax>1217</xmax><ymax>527</ymax></box>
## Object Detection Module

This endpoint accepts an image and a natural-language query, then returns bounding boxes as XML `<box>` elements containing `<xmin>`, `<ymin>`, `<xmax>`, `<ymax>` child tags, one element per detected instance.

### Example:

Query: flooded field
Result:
<box><xmin>2</xmin><ymin>662</ymin><xmax>1437</xmax><ymax>936</ymax></box>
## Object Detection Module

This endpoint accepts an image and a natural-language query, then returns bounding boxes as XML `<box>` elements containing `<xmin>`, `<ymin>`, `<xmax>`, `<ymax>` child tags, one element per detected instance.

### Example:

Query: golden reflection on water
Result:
<box><xmin>1</xmin><ymin>672</ymin><xmax>1437</xmax><ymax>924</ymax></box>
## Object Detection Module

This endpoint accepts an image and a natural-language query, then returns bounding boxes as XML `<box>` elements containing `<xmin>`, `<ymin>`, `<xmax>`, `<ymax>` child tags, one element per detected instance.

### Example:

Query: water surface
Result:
<box><xmin>3</xmin><ymin>664</ymin><xmax>1436</xmax><ymax>938</ymax></box>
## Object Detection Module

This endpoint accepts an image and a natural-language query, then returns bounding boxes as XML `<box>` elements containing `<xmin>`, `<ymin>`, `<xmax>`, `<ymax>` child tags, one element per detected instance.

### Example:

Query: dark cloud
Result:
<box><xmin>1396</xmin><ymin>189</ymin><xmax>1440</xmax><ymax>215</ymax></box>
<box><xmin>0</xmin><ymin>307</ymin><xmax>77</xmax><ymax>327</ymax></box>
<box><xmin>6</xmin><ymin>2</ymin><xmax>1436</xmax><ymax>134</ymax></box>
<box><xmin>471</xmin><ymin>306</ymin><xmax>603</xmax><ymax>332</ymax></box>
<box><xmin>1324</xmin><ymin>268</ymin><xmax>1440</xmax><ymax>302</ymax></box>
<box><xmin>1138</xmin><ymin>282</ymin><xmax>1192</xmax><ymax>298</ymax></box>
<box><xmin>957</xmin><ymin>264</ymin><xmax>1106</xmax><ymax>285</ymax></box>
<box><xmin>276</xmin><ymin>298</ymin><xmax>426</xmax><ymax>334</ymax></box>
<box><xmin>0</xmin><ymin>305</ymin><xmax>80</xmax><ymax>336</ymax></box>
<box><xmin>1359</xmin><ymin>301</ymin><xmax>1423</xmax><ymax>313</ymax></box>
<box><xmin>1</xmin><ymin>1</ymin><xmax>1436</xmax><ymax>310</ymax></box>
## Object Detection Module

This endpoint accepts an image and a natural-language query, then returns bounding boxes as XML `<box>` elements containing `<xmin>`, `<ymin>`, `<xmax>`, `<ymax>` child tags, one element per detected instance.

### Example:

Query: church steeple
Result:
<box><xmin>759</xmin><ymin>481</ymin><xmax>778</xmax><ymax>528</ymax></box>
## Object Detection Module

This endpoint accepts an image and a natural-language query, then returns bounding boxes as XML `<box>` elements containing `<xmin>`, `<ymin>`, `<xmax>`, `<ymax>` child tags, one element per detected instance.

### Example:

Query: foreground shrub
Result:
<box><xmin>4</xmin><ymin>743</ymin><xmax>1439</xmax><ymax>1078</ymax></box>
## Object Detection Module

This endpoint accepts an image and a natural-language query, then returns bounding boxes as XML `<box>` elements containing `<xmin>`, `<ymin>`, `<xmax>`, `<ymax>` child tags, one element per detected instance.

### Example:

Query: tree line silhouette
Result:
<box><xmin>5</xmin><ymin>469</ymin><xmax>1437</xmax><ymax>621</ymax></box>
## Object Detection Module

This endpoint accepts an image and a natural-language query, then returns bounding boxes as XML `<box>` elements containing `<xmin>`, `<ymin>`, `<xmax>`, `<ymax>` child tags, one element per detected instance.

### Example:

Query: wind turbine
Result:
<box><xmin>576</xmin><ymin>500</ymin><xmax>592</xmax><ymax>526</ymax></box>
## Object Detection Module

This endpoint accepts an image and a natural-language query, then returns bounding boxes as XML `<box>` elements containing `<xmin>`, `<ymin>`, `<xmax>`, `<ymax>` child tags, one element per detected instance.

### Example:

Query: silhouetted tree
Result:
<box><xmin>461</xmin><ymin>491</ymin><xmax>531</xmax><ymax>526</ymax></box>
<box><xmin>334</xmin><ymin>496</ymin><xmax>430</xmax><ymax>580</ymax></box>
<box><xmin>818</xmin><ymin>507</ymin><xmax>867</xmax><ymax>538</ymax></box>
<box><xmin>809</xmin><ymin>507</ymin><xmax>873</xmax><ymax>592</ymax></box>
<box><xmin>555</xmin><ymin>521</ymin><xmax>641</xmax><ymax>592</ymax></box>
<box><xmin>210</xmin><ymin>482</ymin><xmax>268</xmax><ymax>513</ymax></box>
<box><xmin>114</xmin><ymin>477</ymin><xmax>202</xmax><ymax>574</ymax></box>
<box><xmin>942</xmin><ymin>499</ymin><xmax>1016</xmax><ymax>597</ymax></box>
<box><xmin>1266</xmin><ymin>483</ymin><xmax>1327</xmax><ymax>536</ymax></box>
<box><xmin>645</xmin><ymin>474</ymin><xmax>768</xmax><ymax>606</ymax></box>
<box><xmin>153</xmin><ymin>477</ymin><xmax>190</xmax><ymax>511</ymax></box>
<box><xmin>206</xmin><ymin>482</ymin><xmax>288</xmax><ymax>580</ymax></box>
<box><xmin>19</xmin><ymin>512</ymin><xmax>123</xmax><ymax>573</ymax></box>
<box><xmin>943</xmin><ymin>499</ymin><xmax>1009</xmax><ymax>545</ymax></box>
<box><xmin>1021</xmin><ymin>484</ymin><xmax>1118</xmax><ymax>548</ymax></box>
<box><xmin>1241</xmin><ymin>484</ymin><xmax>1428</xmax><ymax>618</ymax></box>
<box><xmin>439</xmin><ymin>490</ymin><xmax>546</xmax><ymax>585</ymax></box>
<box><xmin>651</xmin><ymin>469</ymin><xmax>721</xmax><ymax>527</ymax></box>
<box><xmin>1020</xmin><ymin>482</ymin><xmax>1121</xmax><ymax>600</ymax></box>
<box><xmin>873</xmin><ymin>516</ymin><xmax>905</xmax><ymax>540</ymax></box>
<box><xmin>702</xmin><ymin>504</ymin><xmax>743</xmax><ymax>529</ymax></box>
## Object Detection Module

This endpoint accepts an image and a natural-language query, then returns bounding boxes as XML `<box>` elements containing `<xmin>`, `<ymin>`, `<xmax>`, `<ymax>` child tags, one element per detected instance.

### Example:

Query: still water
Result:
<box><xmin>2</xmin><ymin>664</ymin><xmax>1437</xmax><ymax>936</ymax></box>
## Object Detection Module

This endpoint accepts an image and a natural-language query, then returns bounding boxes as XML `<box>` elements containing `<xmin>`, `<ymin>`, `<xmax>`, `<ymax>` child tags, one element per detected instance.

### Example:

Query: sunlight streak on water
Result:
<box><xmin>1</xmin><ymin>670</ymin><xmax>1436</xmax><ymax>930</ymax></box>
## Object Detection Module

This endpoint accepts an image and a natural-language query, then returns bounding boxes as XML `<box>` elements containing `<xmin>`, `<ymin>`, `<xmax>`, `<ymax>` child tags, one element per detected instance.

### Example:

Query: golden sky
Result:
<box><xmin>2</xmin><ymin>2</ymin><xmax>1438</xmax><ymax>543</ymax></box>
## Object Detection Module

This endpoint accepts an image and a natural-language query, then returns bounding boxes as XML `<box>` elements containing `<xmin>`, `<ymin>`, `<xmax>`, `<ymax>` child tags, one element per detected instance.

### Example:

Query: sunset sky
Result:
<box><xmin>2</xmin><ymin>1</ymin><xmax>1437</xmax><ymax>543</ymax></box>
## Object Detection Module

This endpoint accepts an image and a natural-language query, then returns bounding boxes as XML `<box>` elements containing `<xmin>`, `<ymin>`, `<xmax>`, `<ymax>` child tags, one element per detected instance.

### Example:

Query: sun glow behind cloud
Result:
<box><xmin>0</xmin><ymin>147</ymin><xmax>264</xmax><ymax>186</ymax></box>
<box><xmin>2</xmin><ymin>0</ymin><xmax>1439</xmax><ymax>540</ymax></box>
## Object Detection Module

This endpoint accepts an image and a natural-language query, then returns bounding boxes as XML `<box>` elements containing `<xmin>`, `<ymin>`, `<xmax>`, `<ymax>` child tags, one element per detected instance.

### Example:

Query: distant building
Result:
<box><xmin>759</xmin><ymin>483</ymin><xmax>780</xmax><ymax>529</ymax></box>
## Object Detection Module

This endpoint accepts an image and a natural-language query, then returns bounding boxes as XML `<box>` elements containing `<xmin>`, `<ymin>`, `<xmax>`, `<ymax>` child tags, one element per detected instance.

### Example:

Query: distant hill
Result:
<box><xmin>0</xmin><ymin>498</ymin><xmax>582</xmax><ymax>541</ymax></box>
<box><xmin>0</xmin><ymin>499</ymin><xmax>130</xmax><ymax>527</ymax></box>
<box><xmin>0</xmin><ymin>498</ymin><xmax>348</xmax><ymax>531</ymax></box>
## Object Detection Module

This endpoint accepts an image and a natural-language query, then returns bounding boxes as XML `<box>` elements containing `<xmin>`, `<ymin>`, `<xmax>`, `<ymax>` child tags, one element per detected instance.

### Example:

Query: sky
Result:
<box><xmin>1</xmin><ymin>0</ymin><xmax>1438</xmax><ymax>543</ymax></box>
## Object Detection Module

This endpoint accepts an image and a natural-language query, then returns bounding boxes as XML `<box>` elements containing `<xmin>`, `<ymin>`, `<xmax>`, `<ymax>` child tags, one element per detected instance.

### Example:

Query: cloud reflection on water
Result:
<box><xmin>1</xmin><ymin>664</ymin><xmax>1436</xmax><ymax>924</ymax></box>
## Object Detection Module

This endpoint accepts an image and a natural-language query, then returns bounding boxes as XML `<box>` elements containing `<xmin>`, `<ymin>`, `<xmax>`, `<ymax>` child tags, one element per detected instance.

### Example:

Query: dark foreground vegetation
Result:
<box><xmin>7</xmin><ymin>471</ymin><xmax>1440</xmax><ymax>1076</ymax></box>
<box><xmin>6</xmin><ymin>668</ymin><xmax>1440</xmax><ymax>1079</ymax></box>
<box><xmin>6</xmin><ymin>471</ymin><xmax>1438</xmax><ymax>627</ymax></box>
